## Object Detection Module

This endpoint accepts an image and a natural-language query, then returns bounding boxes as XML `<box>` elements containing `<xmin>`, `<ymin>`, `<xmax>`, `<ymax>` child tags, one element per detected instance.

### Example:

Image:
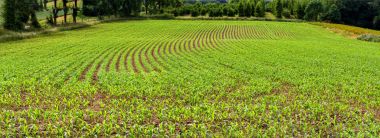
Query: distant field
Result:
<box><xmin>0</xmin><ymin>20</ymin><xmax>379</xmax><ymax>136</ymax></box>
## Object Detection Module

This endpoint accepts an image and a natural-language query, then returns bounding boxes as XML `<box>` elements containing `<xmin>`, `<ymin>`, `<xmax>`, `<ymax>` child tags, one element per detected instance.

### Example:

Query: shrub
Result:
<box><xmin>149</xmin><ymin>13</ymin><xmax>175</xmax><ymax>19</ymax></box>
<box><xmin>357</xmin><ymin>34</ymin><xmax>380</xmax><ymax>42</ymax></box>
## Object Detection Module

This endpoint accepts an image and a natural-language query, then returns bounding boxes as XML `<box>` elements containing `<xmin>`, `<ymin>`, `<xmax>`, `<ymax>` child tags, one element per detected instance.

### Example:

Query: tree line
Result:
<box><xmin>173</xmin><ymin>0</ymin><xmax>380</xmax><ymax>29</ymax></box>
<box><xmin>2</xmin><ymin>0</ymin><xmax>380</xmax><ymax>31</ymax></box>
<box><xmin>268</xmin><ymin>0</ymin><xmax>380</xmax><ymax>29</ymax></box>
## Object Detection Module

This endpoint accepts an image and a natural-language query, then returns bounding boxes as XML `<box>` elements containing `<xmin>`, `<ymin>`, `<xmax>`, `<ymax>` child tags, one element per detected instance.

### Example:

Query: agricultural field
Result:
<box><xmin>0</xmin><ymin>20</ymin><xmax>380</xmax><ymax>136</ymax></box>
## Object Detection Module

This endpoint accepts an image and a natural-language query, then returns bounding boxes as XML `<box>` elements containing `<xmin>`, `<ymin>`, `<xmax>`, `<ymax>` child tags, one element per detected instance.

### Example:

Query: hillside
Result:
<box><xmin>0</xmin><ymin>20</ymin><xmax>379</xmax><ymax>136</ymax></box>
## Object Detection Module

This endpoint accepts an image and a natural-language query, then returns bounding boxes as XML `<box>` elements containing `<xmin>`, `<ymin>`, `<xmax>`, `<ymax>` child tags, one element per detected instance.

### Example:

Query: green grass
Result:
<box><xmin>0</xmin><ymin>20</ymin><xmax>380</xmax><ymax>137</ymax></box>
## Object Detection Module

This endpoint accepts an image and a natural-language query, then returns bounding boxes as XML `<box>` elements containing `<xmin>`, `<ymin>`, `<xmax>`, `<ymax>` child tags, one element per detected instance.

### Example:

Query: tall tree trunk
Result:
<box><xmin>53</xmin><ymin>0</ymin><xmax>57</xmax><ymax>25</ymax></box>
<box><xmin>63</xmin><ymin>0</ymin><xmax>68</xmax><ymax>23</ymax></box>
<box><xmin>43</xmin><ymin>0</ymin><xmax>47</xmax><ymax>10</ymax></box>
<box><xmin>145</xmin><ymin>0</ymin><xmax>148</xmax><ymax>14</ymax></box>
<box><xmin>73</xmin><ymin>0</ymin><xmax>78</xmax><ymax>23</ymax></box>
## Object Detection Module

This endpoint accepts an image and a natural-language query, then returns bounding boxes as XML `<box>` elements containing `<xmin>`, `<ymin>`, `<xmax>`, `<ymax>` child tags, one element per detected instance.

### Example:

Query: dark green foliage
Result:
<box><xmin>46</xmin><ymin>15</ymin><xmax>54</xmax><ymax>25</ymax></box>
<box><xmin>83</xmin><ymin>0</ymin><xmax>143</xmax><ymax>17</ymax></box>
<box><xmin>191</xmin><ymin>1</ymin><xmax>201</xmax><ymax>17</ymax></box>
<box><xmin>83</xmin><ymin>0</ymin><xmax>98</xmax><ymax>16</ymax></box>
<box><xmin>295</xmin><ymin>2</ymin><xmax>305</xmax><ymax>19</ymax></box>
<box><xmin>209</xmin><ymin>7</ymin><xmax>223</xmax><ymax>17</ymax></box>
<box><xmin>250</xmin><ymin>1</ymin><xmax>256</xmax><ymax>17</ymax></box>
<box><xmin>3</xmin><ymin>0</ymin><xmax>19</xmax><ymax>30</ymax></box>
<box><xmin>374</xmin><ymin>16</ymin><xmax>380</xmax><ymax>29</ymax></box>
<box><xmin>255</xmin><ymin>1</ymin><xmax>265</xmax><ymax>17</ymax></box>
<box><xmin>339</xmin><ymin>0</ymin><xmax>378</xmax><ymax>29</ymax></box>
<box><xmin>226</xmin><ymin>5</ymin><xmax>236</xmax><ymax>17</ymax></box>
<box><xmin>304</xmin><ymin>0</ymin><xmax>323</xmax><ymax>21</ymax></box>
<box><xmin>245</xmin><ymin>1</ymin><xmax>252</xmax><ymax>17</ymax></box>
<box><xmin>15</xmin><ymin>0</ymin><xmax>30</xmax><ymax>24</ymax></box>
<box><xmin>63</xmin><ymin>0</ymin><xmax>68</xmax><ymax>23</ymax></box>
<box><xmin>31</xmin><ymin>11</ymin><xmax>41</xmax><ymax>28</ymax></box>
<box><xmin>282</xmin><ymin>8</ymin><xmax>291</xmax><ymax>18</ymax></box>
<box><xmin>173</xmin><ymin>9</ymin><xmax>179</xmax><ymax>16</ymax></box>
<box><xmin>177</xmin><ymin>5</ymin><xmax>191</xmax><ymax>16</ymax></box>
<box><xmin>200</xmin><ymin>7</ymin><xmax>207</xmax><ymax>16</ymax></box>
<box><xmin>275</xmin><ymin>0</ymin><xmax>283</xmax><ymax>18</ymax></box>
<box><xmin>322</xmin><ymin>4</ymin><xmax>341</xmax><ymax>23</ymax></box>
<box><xmin>191</xmin><ymin>8</ymin><xmax>200</xmax><ymax>17</ymax></box>
<box><xmin>52</xmin><ymin>0</ymin><xmax>60</xmax><ymax>24</ymax></box>
<box><xmin>43</xmin><ymin>0</ymin><xmax>47</xmax><ymax>10</ymax></box>
<box><xmin>222</xmin><ymin>5</ymin><xmax>228</xmax><ymax>15</ymax></box>
<box><xmin>72</xmin><ymin>0</ymin><xmax>79</xmax><ymax>23</ymax></box>
<box><xmin>3</xmin><ymin>0</ymin><xmax>40</xmax><ymax>30</ymax></box>
<box><xmin>39</xmin><ymin>0</ymin><xmax>43</xmax><ymax>10</ymax></box>
<box><xmin>238</xmin><ymin>1</ymin><xmax>245</xmax><ymax>17</ymax></box>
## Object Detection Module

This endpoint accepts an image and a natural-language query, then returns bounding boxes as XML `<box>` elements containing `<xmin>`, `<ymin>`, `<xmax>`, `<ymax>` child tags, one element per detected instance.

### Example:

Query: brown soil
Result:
<box><xmin>106</xmin><ymin>48</ymin><xmax>122</xmax><ymax>72</ymax></box>
<box><xmin>138</xmin><ymin>46</ymin><xmax>149</xmax><ymax>73</ymax></box>
<box><xmin>145</xmin><ymin>46</ymin><xmax>160</xmax><ymax>72</ymax></box>
<box><xmin>131</xmin><ymin>47</ymin><xmax>139</xmax><ymax>73</ymax></box>
<box><xmin>116</xmin><ymin>48</ymin><xmax>127</xmax><ymax>72</ymax></box>
<box><xmin>124</xmin><ymin>47</ymin><xmax>134</xmax><ymax>72</ymax></box>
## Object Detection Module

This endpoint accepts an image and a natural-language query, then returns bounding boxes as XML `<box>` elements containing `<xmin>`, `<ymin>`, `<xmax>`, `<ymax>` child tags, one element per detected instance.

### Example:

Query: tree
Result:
<box><xmin>72</xmin><ymin>0</ymin><xmax>79</xmax><ymax>23</ymax></box>
<box><xmin>4</xmin><ymin>0</ymin><xmax>40</xmax><ymax>30</ymax></box>
<box><xmin>52</xmin><ymin>0</ymin><xmax>60</xmax><ymax>25</ymax></box>
<box><xmin>295</xmin><ymin>2</ymin><xmax>305</xmax><ymax>19</ymax></box>
<box><xmin>43</xmin><ymin>0</ymin><xmax>47</xmax><ymax>10</ymax></box>
<box><xmin>191</xmin><ymin>6</ymin><xmax>200</xmax><ymax>17</ymax></box>
<box><xmin>250</xmin><ymin>1</ymin><xmax>255</xmax><ymax>17</ymax></box>
<box><xmin>83</xmin><ymin>0</ymin><xmax>99</xmax><ymax>16</ymax></box>
<box><xmin>245</xmin><ymin>1</ymin><xmax>252</xmax><ymax>17</ymax></box>
<box><xmin>275</xmin><ymin>0</ymin><xmax>283</xmax><ymax>18</ymax></box>
<box><xmin>238</xmin><ymin>1</ymin><xmax>245</xmax><ymax>17</ymax></box>
<box><xmin>322</xmin><ymin>4</ymin><xmax>341</xmax><ymax>23</ymax></box>
<box><xmin>63</xmin><ymin>0</ymin><xmax>68</xmax><ymax>23</ymax></box>
<box><xmin>374</xmin><ymin>16</ymin><xmax>380</xmax><ymax>29</ymax></box>
<box><xmin>31</xmin><ymin>10</ymin><xmax>41</xmax><ymax>28</ymax></box>
<box><xmin>282</xmin><ymin>8</ymin><xmax>291</xmax><ymax>18</ymax></box>
<box><xmin>39</xmin><ymin>0</ymin><xmax>43</xmax><ymax>10</ymax></box>
<box><xmin>339</xmin><ymin>0</ymin><xmax>377</xmax><ymax>28</ymax></box>
<box><xmin>255</xmin><ymin>1</ymin><xmax>265</xmax><ymax>17</ymax></box>
<box><xmin>304</xmin><ymin>0</ymin><xmax>323</xmax><ymax>21</ymax></box>
<box><xmin>227</xmin><ymin>5</ymin><xmax>236</xmax><ymax>17</ymax></box>
<box><xmin>3</xmin><ymin>0</ymin><xmax>20</xmax><ymax>30</ymax></box>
